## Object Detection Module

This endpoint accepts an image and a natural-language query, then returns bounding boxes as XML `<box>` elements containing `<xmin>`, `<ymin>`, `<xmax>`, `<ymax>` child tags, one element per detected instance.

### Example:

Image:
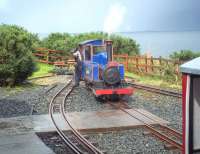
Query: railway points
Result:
<box><xmin>108</xmin><ymin>101</ymin><xmax>182</xmax><ymax>151</ymax></box>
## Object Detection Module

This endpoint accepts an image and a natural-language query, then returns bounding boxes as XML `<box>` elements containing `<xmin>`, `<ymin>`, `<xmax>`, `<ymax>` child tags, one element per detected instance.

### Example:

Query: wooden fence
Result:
<box><xmin>33</xmin><ymin>49</ymin><xmax>183</xmax><ymax>78</ymax></box>
<box><xmin>34</xmin><ymin>48</ymin><xmax>66</xmax><ymax>64</ymax></box>
<box><xmin>113</xmin><ymin>54</ymin><xmax>183</xmax><ymax>78</ymax></box>
<box><xmin>33</xmin><ymin>48</ymin><xmax>74</xmax><ymax>67</ymax></box>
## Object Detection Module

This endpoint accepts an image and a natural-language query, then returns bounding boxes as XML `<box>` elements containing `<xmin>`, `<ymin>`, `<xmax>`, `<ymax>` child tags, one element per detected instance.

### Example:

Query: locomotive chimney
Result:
<box><xmin>105</xmin><ymin>40</ymin><xmax>113</xmax><ymax>61</ymax></box>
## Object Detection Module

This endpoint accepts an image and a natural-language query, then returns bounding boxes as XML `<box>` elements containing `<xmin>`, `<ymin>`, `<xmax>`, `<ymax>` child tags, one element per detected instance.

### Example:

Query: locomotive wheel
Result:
<box><xmin>109</xmin><ymin>94</ymin><xmax>120</xmax><ymax>102</ymax></box>
<box><xmin>95</xmin><ymin>96</ymin><xmax>105</xmax><ymax>103</ymax></box>
<box><xmin>121</xmin><ymin>95</ymin><xmax>132</xmax><ymax>102</ymax></box>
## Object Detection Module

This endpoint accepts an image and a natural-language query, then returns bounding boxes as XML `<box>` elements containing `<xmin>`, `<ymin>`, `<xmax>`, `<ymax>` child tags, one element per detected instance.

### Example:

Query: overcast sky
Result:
<box><xmin>0</xmin><ymin>0</ymin><xmax>200</xmax><ymax>33</ymax></box>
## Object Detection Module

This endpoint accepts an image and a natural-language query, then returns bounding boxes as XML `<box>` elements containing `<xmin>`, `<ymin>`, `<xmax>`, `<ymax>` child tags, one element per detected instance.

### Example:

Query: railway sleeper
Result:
<box><xmin>164</xmin><ymin>144</ymin><xmax>179</xmax><ymax>150</ymax></box>
<box><xmin>90</xmin><ymin>141</ymin><xmax>99</xmax><ymax>147</ymax></box>
<box><xmin>143</xmin><ymin>130</ymin><xmax>181</xmax><ymax>150</ymax></box>
<box><xmin>142</xmin><ymin>129</ymin><xmax>182</xmax><ymax>150</ymax></box>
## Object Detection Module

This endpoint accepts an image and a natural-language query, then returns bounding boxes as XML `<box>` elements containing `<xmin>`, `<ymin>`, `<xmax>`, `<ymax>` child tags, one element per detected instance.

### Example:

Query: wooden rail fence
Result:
<box><xmin>33</xmin><ymin>48</ymin><xmax>183</xmax><ymax>78</ymax></box>
<box><xmin>34</xmin><ymin>48</ymin><xmax>66</xmax><ymax>64</ymax></box>
<box><xmin>33</xmin><ymin>48</ymin><xmax>74</xmax><ymax>67</ymax></box>
<box><xmin>113</xmin><ymin>54</ymin><xmax>183</xmax><ymax>78</ymax></box>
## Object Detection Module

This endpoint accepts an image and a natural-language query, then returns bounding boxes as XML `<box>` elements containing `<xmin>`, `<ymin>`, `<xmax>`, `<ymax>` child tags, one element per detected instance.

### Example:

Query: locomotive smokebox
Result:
<box><xmin>103</xmin><ymin>62</ymin><xmax>121</xmax><ymax>85</ymax></box>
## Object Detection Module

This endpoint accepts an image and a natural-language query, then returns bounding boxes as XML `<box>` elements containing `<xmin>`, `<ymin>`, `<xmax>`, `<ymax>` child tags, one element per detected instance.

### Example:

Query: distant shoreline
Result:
<box><xmin>38</xmin><ymin>30</ymin><xmax>200</xmax><ymax>39</ymax></box>
<box><xmin>120</xmin><ymin>31</ymin><xmax>200</xmax><ymax>57</ymax></box>
<box><xmin>116</xmin><ymin>30</ymin><xmax>200</xmax><ymax>34</ymax></box>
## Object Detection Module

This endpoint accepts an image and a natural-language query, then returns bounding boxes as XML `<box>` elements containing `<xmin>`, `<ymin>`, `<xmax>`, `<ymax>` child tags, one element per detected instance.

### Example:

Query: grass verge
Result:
<box><xmin>125</xmin><ymin>72</ymin><xmax>182</xmax><ymax>90</ymax></box>
<box><xmin>29</xmin><ymin>63</ymin><xmax>54</xmax><ymax>79</ymax></box>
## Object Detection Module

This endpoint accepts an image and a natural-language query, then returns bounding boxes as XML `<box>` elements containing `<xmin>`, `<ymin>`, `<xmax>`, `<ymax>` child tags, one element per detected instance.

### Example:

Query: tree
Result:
<box><xmin>41</xmin><ymin>32</ymin><xmax>140</xmax><ymax>56</ymax></box>
<box><xmin>0</xmin><ymin>24</ymin><xmax>37</xmax><ymax>86</ymax></box>
<box><xmin>170</xmin><ymin>50</ymin><xmax>200</xmax><ymax>61</ymax></box>
<box><xmin>110</xmin><ymin>34</ymin><xmax>140</xmax><ymax>55</ymax></box>
<box><xmin>41</xmin><ymin>33</ymin><xmax>72</xmax><ymax>56</ymax></box>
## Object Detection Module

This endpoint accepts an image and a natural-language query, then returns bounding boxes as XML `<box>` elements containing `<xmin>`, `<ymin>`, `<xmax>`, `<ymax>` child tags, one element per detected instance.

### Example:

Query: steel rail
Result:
<box><xmin>49</xmin><ymin>81</ymin><xmax>82</xmax><ymax>154</ymax></box>
<box><xmin>108</xmin><ymin>102</ymin><xmax>183</xmax><ymax>150</ymax></box>
<box><xmin>45</xmin><ymin>84</ymin><xmax>58</xmax><ymax>94</ymax></box>
<box><xmin>29</xmin><ymin>74</ymin><xmax>55</xmax><ymax>81</ymax></box>
<box><xmin>49</xmin><ymin>80</ymin><xmax>103</xmax><ymax>154</ymax></box>
<box><xmin>120</xmin><ymin>102</ymin><xmax>182</xmax><ymax>139</ymax></box>
<box><xmin>127</xmin><ymin>81</ymin><xmax>182</xmax><ymax>98</ymax></box>
<box><xmin>61</xmin><ymin>82</ymin><xmax>103</xmax><ymax>154</ymax></box>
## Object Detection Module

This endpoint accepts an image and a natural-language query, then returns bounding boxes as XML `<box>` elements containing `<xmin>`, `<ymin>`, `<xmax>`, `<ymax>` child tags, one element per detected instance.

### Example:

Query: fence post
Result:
<box><xmin>136</xmin><ymin>56</ymin><xmax>139</xmax><ymax>73</ymax></box>
<box><xmin>125</xmin><ymin>54</ymin><xmax>128</xmax><ymax>71</ymax></box>
<box><xmin>159</xmin><ymin>56</ymin><xmax>162</xmax><ymax>76</ymax></box>
<box><xmin>46</xmin><ymin>50</ymin><xmax>49</xmax><ymax>64</ymax></box>
<box><xmin>175</xmin><ymin>60</ymin><xmax>179</xmax><ymax>81</ymax></box>
<box><xmin>145</xmin><ymin>56</ymin><xmax>148</xmax><ymax>73</ymax></box>
<box><xmin>151</xmin><ymin>56</ymin><xmax>154</xmax><ymax>73</ymax></box>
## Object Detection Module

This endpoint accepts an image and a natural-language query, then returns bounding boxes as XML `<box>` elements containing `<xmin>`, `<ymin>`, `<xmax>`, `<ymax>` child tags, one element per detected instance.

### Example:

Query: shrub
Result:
<box><xmin>0</xmin><ymin>24</ymin><xmax>37</xmax><ymax>86</ymax></box>
<box><xmin>163</xmin><ymin>65</ymin><xmax>178</xmax><ymax>83</ymax></box>
<box><xmin>170</xmin><ymin>50</ymin><xmax>200</xmax><ymax>61</ymax></box>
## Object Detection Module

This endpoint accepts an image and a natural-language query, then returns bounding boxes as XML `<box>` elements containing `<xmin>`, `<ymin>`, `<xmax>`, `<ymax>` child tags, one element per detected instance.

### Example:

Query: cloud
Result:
<box><xmin>103</xmin><ymin>3</ymin><xmax>126</xmax><ymax>34</ymax></box>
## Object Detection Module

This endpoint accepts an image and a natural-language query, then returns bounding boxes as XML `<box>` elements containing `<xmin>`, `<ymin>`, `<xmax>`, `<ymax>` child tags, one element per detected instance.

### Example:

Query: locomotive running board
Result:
<box><xmin>93</xmin><ymin>87</ymin><xmax>134</xmax><ymax>96</ymax></box>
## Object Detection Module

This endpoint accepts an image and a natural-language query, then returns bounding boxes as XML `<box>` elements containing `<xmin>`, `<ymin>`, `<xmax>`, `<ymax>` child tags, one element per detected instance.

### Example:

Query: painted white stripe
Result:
<box><xmin>185</xmin><ymin>75</ymin><xmax>190</xmax><ymax>154</ymax></box>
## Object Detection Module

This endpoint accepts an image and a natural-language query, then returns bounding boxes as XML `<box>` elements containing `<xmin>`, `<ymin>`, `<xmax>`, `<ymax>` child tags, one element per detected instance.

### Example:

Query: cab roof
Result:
<box><xmin>180</xmin><ymin>57</ymin><xmax>200</xmax><ymax>75</ymax></box>
<box><xmin>79</xmin><ymin>39</ymin><xmax>104</xmax><ymax>46</ymax></box>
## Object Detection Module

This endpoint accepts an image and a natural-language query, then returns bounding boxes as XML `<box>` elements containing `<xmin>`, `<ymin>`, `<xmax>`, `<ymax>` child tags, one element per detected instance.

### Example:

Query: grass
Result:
<box><xmin>29</xmin><ymin>63</ymin><xmax>54</xmax><ymax>79</ymax></box>
<box><xmin>125</xmin><ymin>72</ymin><xmax>182</xmax><ymax>90</ymax></box>
<box><xmin>3</xmin><ymin>83</ymin><xmax>38</xmax><ymax>96</ymax></box>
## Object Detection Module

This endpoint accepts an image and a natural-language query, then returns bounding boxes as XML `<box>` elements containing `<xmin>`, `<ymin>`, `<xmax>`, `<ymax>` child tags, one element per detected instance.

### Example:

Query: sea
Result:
<box><xmin>118</xmin><ymin>31</ymin><xmax>200</xmax><ymax>58</ymax></box>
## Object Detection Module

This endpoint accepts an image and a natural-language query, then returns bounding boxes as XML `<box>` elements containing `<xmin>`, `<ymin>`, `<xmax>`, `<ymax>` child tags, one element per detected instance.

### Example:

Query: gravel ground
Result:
<box><xmin>37</xmin><ymin>132</ymin><xmax>77</xmax><ymax>154</ymax></box>
<box><xmin>0</xmin><ymin>85</ymin><xmax>47</xmax><ymax>117</ymax></box>
<box><xmin>0</xmin><ymin>75</ymin><xmax>71</xmax><ymax>118</ymax></box>
<box><xmin>38</xmin><ymin>129</ymin><xmax>180</xmax><ymax>154</ymax></box>
<box><xmin>65</xmin><ymin>84</ymin><xmax>109</xmax><ymax>112</ymax></box>
<box><xmin>0</xmin><ymin>99</ymin><xmax>32</xmax><ymax>118</ymax></box>
<box><xmin>87</xmin><ymin>129</ymin><xmax>180</xmax><ymax>154</ymax></box>
<box><xmin>128</xmin><ymin>90</ymin><xmax>182</xmax><ymax>132</ymax></box>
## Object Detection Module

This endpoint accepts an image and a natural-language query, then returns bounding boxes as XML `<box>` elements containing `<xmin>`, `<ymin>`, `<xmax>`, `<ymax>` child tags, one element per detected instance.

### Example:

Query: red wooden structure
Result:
<box><xmin>180</xmin><ymin>57</ymin><xmax>200</xmax><ymax>154</ymax></box>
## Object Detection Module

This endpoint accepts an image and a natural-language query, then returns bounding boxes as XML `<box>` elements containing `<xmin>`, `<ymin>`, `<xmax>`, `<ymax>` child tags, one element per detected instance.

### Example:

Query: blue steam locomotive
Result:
<box><xmin>79</xmin><ymin>39</ymin><xmax>133</xmax><ymax>100</ymax></box>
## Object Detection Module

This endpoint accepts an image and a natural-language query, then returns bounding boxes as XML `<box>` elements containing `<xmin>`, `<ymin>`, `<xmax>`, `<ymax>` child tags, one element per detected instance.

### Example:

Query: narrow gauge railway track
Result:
<box><xmin>128</xmin><ymin>81</ymin><xmax>182</xmax><ymax>98</ymax></box>
<box><xmin>108</xmin><ymin>101</ymin><xmax>183</xmax><ymax>151</ymax></box>
<box><xmin>49</xmin><ymin>80</ymin><xmax>103</xmax><ymax>154</ymax></box>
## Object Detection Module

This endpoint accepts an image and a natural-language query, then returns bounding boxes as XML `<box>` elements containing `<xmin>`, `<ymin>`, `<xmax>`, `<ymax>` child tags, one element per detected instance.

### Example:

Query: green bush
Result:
<box><xmin>163</xmin><ymin>65</ymin><xmax>178</xmax><ymax>83</ymax></box>
<box><xmin>0</xmin><ymin>24</ymin><xmax>37</xmax><ymax>86</ymax></box>
<box><xmin>170</xmin><ymin>50</ymin><xmax>200</xmax><ymax>61</ymax></box>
